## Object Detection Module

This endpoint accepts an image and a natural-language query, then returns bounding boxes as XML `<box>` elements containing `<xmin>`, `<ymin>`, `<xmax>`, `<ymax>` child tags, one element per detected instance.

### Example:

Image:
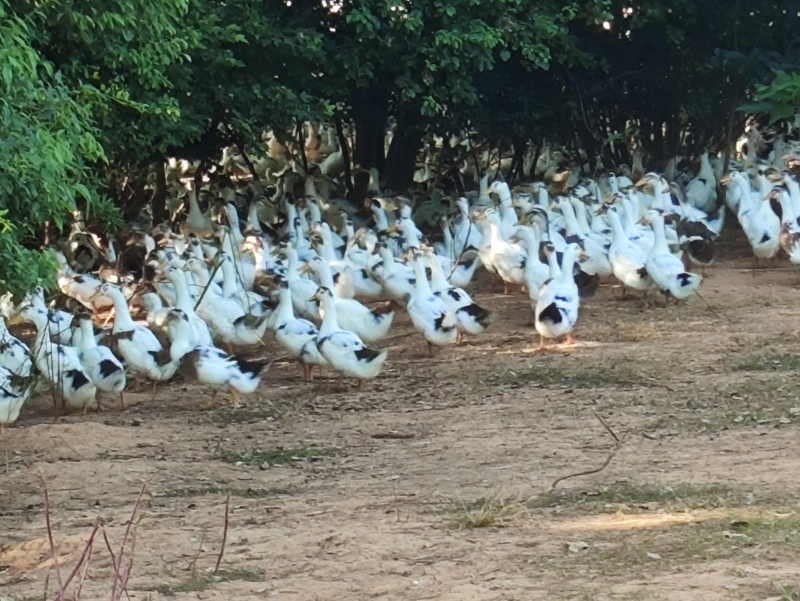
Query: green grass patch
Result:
<box><xmin>152</xmin><ymin>567</ymin><xmax>265</xmax><ymax>596</ymax></box>
<box><xmin>217</xmin><ymin>444</ymin><xmax>333</xmax><ymax>466</ymax></box>
<box><xmin>731</xmin><ymin>352</ymin><xmax>800</xmax><ymax>372</ymax></box>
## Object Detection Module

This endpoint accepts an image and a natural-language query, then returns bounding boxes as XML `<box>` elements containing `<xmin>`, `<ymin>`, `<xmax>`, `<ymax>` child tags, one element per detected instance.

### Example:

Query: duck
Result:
<box><xmin>74</xmin><ymin>313</ymin><xmax>127</xmax><ymax>409</ymax></box>
<box><xmin>770</xmin><ymin>185</ymin><xmax>800</xmax><ymax>265</ymax></box>
<box><xmin>271</xmin><ymin>276</ymin><xmax>327</xmax><ymax>381</ymax></box>
<box><xmin>534</xmin><ymin>243</ymin><xmax>581</xmax><ymax>349</ymax></box>
<box><xmin>165</xmin><ymin>309</ymin><xmax>272</xmax><ymax>408</ymax></box>
<box><xmin>643</xmin><ymin>211</ymin><xmax>703</xmax><ymax>301</ymax></box>
<box><xmin>479</xmin><ymin>207</ymin><xmax>527</xmax><ymax>294</ymax></box>
<box><xmin>180</xmin><ymin>180</ymin><xmax>217</xmax><ymax>238</ymax></box>
<box><xmin>509</xmin><ymin>220</ymin><xmax>550</xmax><ymax>303</ymax></box>
<box><xmin>370</xmin><ymin>242</ymin><xmax>417</xmax><ymax>301</ymax></box>
<box><xmin>0</xmin><ymin>316</ymin><xmax>33</xmax><ymax>378</ymax></box>
<box><xmin>29</xmin><ymin>287</ymin><xmax>73</xmax><ymax>345</ymax></box>
<box><xmin>725</xmin><ymin>172</ymin><xmax>780</xmax><ymax>268</ymax></box>
<box><xmin>303</xmin><ymin>256</ymin><xmax>395</xmax><ymax>343</ymax></box>
<box><xmin>93</xmin><ymin>283</ymin><xmax>178</xmax><ymax>386</ymax></box>
<box><xmin>0</xmin><ymin>366</ymin><xmax>33</xmax><ymax>432</ymax></box>
<box><xmin>21</xmin><ymin>305</ymin><xmax>97</xmax><ymax>413</ymax></box>
<box><xmin>425</xmin><ymin>249</ymin><xmax>491</xmax><ymax>340</ymax></box>
<box><xmin>407</xmin><ymin>252</ymin><xmax>458</xmax><ymax>356</ymax></box>
<box><xmin>310</xmin><ymin>287</ymin><xmax>387</xmax><ymax>387</ymax></box>
<box><xmin>606</xmin><ymin>207</ymin><xmax>653</xmax><ymax>294</ymax></box>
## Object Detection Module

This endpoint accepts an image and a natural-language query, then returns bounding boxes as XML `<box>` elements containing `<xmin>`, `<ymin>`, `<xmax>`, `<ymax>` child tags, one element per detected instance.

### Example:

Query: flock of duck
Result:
<box><xmin>0</xmin><ymin>132</ymin><xmax>798</xmax><ymax>432</ymax></box>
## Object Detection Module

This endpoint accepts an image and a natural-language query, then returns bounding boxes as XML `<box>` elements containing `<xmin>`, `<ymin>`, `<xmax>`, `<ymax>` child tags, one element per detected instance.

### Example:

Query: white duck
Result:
<box><xmin>534</xmin><ymin>243</ymin><xmax>581</xmax><ymax>349</ymax></box>
<box><xmin>643</xmin><ymin>211</ymin><xmax>703</xmax><ymax>300</ymax></box>
<box><xmin>311</xmin><ymin>287</ymin><xmax>388</xmax><ymax>387</ymax></box>
<box><xmin>166</xmin><ymin>309</ymin><xmax>271</xmax><ymax>408</ymax></box>
<box><xmin>74</xmin><ymin>313</ymin><xmax>127</xmax><ymax>409</ymax></box>
<box><xmin>303</xmin><ymin>256</ymin><xmax>395</xmax><ymax>343</ymax></box>
<box><xmin>407</xmin><ymin>252</ymin><xmax>458</xmax><ymax>355</ymax></box>
<box><xmin>426</xmin><ymin>249</ymin><xmax>490</xmax><ymax>340</ymax></box>
<box><xmin>21</xmin><ymin>305</ymin><xmax>97</xmax><ymax>413</ymax></box>
<box><xmin>94</xmin><ymin>283</ymin><xmax>178</xmax><ymax>385</ymax></box>
<box><xmin>0</xmin><ymin>365</ymin><xmax>32</xmax><ymax>431</ymax></box>
<box><xmin>272</xmin><ymin>277</ymin><xmax>327</xmax><ymax>381</ymax></box>
<box><xmin>480</xmin><ymin>207</ymin><xmax>527</xmax><ymax>294</ymax></box>
<box><xmin>607</xmin><ymin>207</ymin><xmax>653</xmax><ymax>293</ymax></box>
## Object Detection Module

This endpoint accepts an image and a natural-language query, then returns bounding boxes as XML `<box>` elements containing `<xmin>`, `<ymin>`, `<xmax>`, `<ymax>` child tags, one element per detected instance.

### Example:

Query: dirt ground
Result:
<box><xmin>4</xmin><ymin>231</ymin><xmax>800</xmax><ymax>601</ymax></box>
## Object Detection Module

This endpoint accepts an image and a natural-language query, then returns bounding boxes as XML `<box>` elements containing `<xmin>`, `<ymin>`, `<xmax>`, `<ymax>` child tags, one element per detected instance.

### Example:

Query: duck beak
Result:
<box><xmin>299</xmin><ymin>263</ymin><xmax>314</xmax><ymax>275</ymax></box>
<box><xmin>309</xmin><ymin>292</ymin><xmax>319</xmax><ymax>302</ymax></box>
<box><xmin>719</xmin><ymin>174</ymin><xmax>733</xmax><ymax>185</ymax></box>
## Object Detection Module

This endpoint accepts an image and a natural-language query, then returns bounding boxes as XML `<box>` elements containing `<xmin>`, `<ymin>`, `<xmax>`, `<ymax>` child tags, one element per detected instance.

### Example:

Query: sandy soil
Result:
<box><xmin>3</xmin><ymin>233</ymin><xmax>800</xmax><ymax>601</ymax></box>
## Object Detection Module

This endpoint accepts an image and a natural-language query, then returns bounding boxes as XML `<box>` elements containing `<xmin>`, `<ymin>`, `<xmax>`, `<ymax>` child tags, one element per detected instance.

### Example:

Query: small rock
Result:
<box><xmin>779</xmin><ymin>417</ymin><xmax>791</xmax><ymax>424</ymax></box>
<box><xmin>646</xmin><ymin>552</ymin><xmax>661</xmax><ymax>560</ymax></box>
<box><xmin>130</xmin><ymin>419</ymin><xmax>142</xmax><ymax>427</ymax></box>
<box><xmin>567</xmin><ymin>541</ymin><xmax>590</xmax><ymax>553</ymax></box>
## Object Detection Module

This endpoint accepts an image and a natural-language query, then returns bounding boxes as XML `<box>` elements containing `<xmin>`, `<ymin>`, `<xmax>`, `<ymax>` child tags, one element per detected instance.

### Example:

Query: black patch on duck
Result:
<box><xmin>233</xmin><ymin>356</ymin><xmax>270</xmax><ymax>377</ymax></box>
<box><xmin>67</xmin><ymin>369</ymin><xmax>91</xmax><ymax>390</ymax></box>
<box><xmin>537</xmin><ymin>302</ymin><xmax>562</xmax><ymax>325</ymax></box>
<box><xmin>354</xmin><ymin>346</ymin><xmax>382</xmax><ymax>362</ymax></box>
<box><xmin>458</xmin><ymin>303</ymin><xmax>491</xmax><ymax>326</ymax></box>
<box><xmin>99</xmin><ymin>359</ymin><xmax>121</xmax><ymax>378</ymax></box>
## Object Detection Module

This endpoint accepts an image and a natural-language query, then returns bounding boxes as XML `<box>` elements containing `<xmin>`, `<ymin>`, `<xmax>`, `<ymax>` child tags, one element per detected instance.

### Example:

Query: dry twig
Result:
<box><xmin>214</xmin><ymin>493</ymin><xmax>231</xmax><ymax>574</ymax></box>
<box><xmin>549</xmin><ymin>413</ymin><xmax>627</xmax><ymax>492</ymax></box>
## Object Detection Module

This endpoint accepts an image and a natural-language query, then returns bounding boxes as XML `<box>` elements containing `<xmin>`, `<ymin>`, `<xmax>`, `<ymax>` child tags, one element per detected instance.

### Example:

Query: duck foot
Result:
<box><xmin>427</xmin><ymin>342</ymin><xmax>435</xmax><ymax>358</ymax></box>
<box><xmin>119</xmin><ymin>391</ymin><xmax>127</xmax><ymax>411</ymax></box>
<box><xmin>230</xmin><ymin>389</ymin><xmax>241</xmax><ymax>409</ymax></box>
<box><xmin>537</xmin><ymin>336</ymin><xmax>548</xmax><ymax>352</ymax></box>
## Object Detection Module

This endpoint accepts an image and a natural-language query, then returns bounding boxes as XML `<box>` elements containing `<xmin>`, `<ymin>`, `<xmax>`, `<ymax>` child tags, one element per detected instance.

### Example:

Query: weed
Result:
<box><xmin>448</xmin><ymin>494</ymin><xmax>527</xmax><ymax>530</ymax></box>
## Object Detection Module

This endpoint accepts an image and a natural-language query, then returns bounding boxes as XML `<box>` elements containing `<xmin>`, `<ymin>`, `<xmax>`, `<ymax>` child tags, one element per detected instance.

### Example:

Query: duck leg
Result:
<box><xmin>132</xmin><ymin>373</ymin><xmax>142</xmax><ymax>393</ymax></box>
<box><xmin>537</xmin><ymin>336</ymin><xmax>547</xmax><ymax>352</ymax></box>
<box><xmin>119</xmin><ymin>391</ymin><xmax>127</xmax><ymax>410</ymax></box>
<box><xmin>307</xmin><ymin>365</ymin><xmax>314</xmax><ymax>381</ymax></box>
<box><xmin>564</xmin><ymin>333</ymin><xmax>576</xmax><ymax>347</ymax></box>
<box><xmin>427</xmin><ymin>342</ymin><xmax>435</xmax><ymax>358</ymax></box>
<box><xmin>229</xmin><ymin>388</ymin><xmax>241</xmax><ymax>409</ymax></box>
<box><xmin>503</xmin><ymin>281</ymin><xmax>510</xmax><ymax>295</ymax></box>
<box><xmin>300</xmin><ymin>363</ymin><xmax>309</xmax><ymax>381</ymax></box>
<box><xmin>203</xmin><ymin>389</ymin><xmax>218</xmax><ymax>409</ymax></box>
<box><xmin>356</xmin><ymin>379</ymin><xmax>364</xmax><ymax>391</ymax></box>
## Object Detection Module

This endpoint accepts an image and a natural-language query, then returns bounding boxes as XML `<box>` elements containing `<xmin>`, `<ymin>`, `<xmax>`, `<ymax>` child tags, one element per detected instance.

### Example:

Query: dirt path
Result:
<box><xmin>3</xmin><ymin>246</ymin><xmax>800</xmax><ymax>601</ymax></box>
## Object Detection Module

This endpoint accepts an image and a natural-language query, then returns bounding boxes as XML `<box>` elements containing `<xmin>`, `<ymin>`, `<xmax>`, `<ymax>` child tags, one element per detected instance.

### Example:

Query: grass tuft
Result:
<box><xmin>153</xmin><ymin>566</ymin><xmax>265</xmax><ymax>596</ymax></box>
<box><xmin>159</xmin><ymin>483</ymin><xmax>296</xmax><ymax>498</ymax></box>
<box><xmin>448</xmin><ymin>494</ymin><xmax>527</xmax><ymax>530</ymax></box>
<box><xmin>731</xmin><ymin>352</ymin><xmax>800</xmax><ymax>372</ymax></box>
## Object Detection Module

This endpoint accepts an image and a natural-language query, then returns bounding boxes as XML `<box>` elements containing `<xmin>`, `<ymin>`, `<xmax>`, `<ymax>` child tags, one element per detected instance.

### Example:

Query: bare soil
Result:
<box><xmin>4</xmin><ymin>234</ymin><xmax>800</xmax><ymax>601</ymax></box>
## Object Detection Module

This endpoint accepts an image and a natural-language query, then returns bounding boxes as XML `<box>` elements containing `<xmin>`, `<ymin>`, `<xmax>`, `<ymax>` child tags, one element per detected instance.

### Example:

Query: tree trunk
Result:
<box><xmin>352</xmin><ymin>88</ymin><xmax>388</xmax><ymax>172</ymax></box>
<box><xmin>151</xmin><ymin>158</ymin><xmax>167</xmax><ymax>224</ymax></box>
<box><xmin>509</xmin><ymin>137</ymin><xmax>527</xmax><ymax>184</ymax></box>
<box><xmin>383</xmin><ymin>123</ymin><xmax>420</xmax><ymax>193</ymax></box>
<box><xmin>334</xmin><ymin>115</ymin><xmax>355</xmax><ymax>202</ymax></box>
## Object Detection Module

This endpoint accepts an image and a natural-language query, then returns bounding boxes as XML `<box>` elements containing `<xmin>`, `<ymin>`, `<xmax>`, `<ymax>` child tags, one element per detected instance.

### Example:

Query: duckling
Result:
<box><xmin>407</xmin><ymin>252</ymin><xmax>458</xmax><ymax>356</ymax></box>
<box><xmin>535</xmin><ymin>243</ymin><xmax>581</xmax><ymax>349</ymax></box>
<box><xmin>21</xmin><ymin>306</ymin><xmax>97</xmax><ymax>413</ymax></box>
<box><xmin>643</xmin><ymin>211</ymin><xmax>703</xmax><ymax>301</ymax></box>
<box><xmin>74</xmin><ymin>314</ymin><xmax>127</xmax><ymax>409</ymax></box>
<box><xmin>165</xmin><ymin>309</ymin><xmax>272</xmax><ymax>408</ymax></box>
<box><xmin>310</xmin><ymin>287</ymin><xmax>387</xmax><ymax>388</ymax></box>
<box><xmin>272</xmin><ymin>276</ymin><xmax>327</xmax><ymax>381</ymax></box>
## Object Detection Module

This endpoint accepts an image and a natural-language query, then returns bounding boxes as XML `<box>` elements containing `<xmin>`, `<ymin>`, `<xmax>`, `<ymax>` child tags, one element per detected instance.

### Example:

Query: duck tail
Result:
<box><xmin>233</xmin><ymin>356</ymin><xmax>273</xmax><ymax>378</ymax></box>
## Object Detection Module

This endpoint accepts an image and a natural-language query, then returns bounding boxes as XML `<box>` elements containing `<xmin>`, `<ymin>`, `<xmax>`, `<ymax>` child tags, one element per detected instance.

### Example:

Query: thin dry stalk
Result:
<box><xmin>549</xmin><ymin>413</ymin><xmax>628</xmax><ymax>492</ymax></box>
<box><xmin>188</xmin><ymin>528</ymin><xmax>208</xmax><ymax>576</ymax></box>
<box><xmin>40</xmin><ymin>476</ymin><xmax>65</xmax><ymax>600</ymax></box>
<box><xmin>214</xmin><ymin>493</ymin><xmax>231</xmax><ymax>574</ymax></box>
<box><xmin>109</xmin><ymin>483</ymin><xmax>147</xmax><ymax>601</ymax></box>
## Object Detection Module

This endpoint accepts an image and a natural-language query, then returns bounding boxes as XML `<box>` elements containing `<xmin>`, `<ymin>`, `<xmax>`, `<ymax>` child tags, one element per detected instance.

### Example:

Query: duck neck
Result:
<box><xmin>220</xmin><ymin>257</ymin><xmax>240</xmax><ymax>298</ymax></box>
<box><xmin>317</xmin><ymin>296</ymin><xmax>340</xmax><ymax>336</ymax></box>
<box><xmin>172</xmin><ymin>271</ymin><xmax>195</xmax><ymax>311</ymax></box>
<box><xmin>314</xmin><ymin>262</ymin><xmax>336</xmax><ymax>290</ymax></box>
<box><xmin>412</xmin><ymin>257</ymin><xmax>433</xmax><ymax>296</ymax></box>
<box><xmin>648</xmin><ymin>217</ymin><xmax>669</xmax><ymax>258</ymax></box>
<box><xmin>108</xmin><ymin>289</ymin><xmax>136</xmax><ymax>331</ymax></box>
<box><xmin>79</xmin><ymin>320</ymin><xmax>98</xmax><ymax>350</ymax></box>
<box><xmin>318</xmin><ymin>226</ymin><xmax>336</xmax><ymax>261</ymax></box>
<box><xmin>275</xmin><ymin>288</ymin><xmax>296</xmax><ymax>326</ymax></box>
<box><xmin>559</xmin><ymin>246</ymin><xmax>579</xmax><ymax>281</ymax></box>
<box><xmin>608</xmin><ymin>210</ymin><xmax>628</xmax><ymax>242</ymax></box>
<box><xmin>427</xmin><ymin>255</ymin><xmax>449</xmax><ymax>290</ymax></box>
<box><xmin>560</xmin><ymin>202</ymin><xmax>581</xmax><ymax>237</ymax></box>
<box><xmin>571</xmin><ymin>200</ymin><xmax>591</xmax><ymax>233</ymax></box>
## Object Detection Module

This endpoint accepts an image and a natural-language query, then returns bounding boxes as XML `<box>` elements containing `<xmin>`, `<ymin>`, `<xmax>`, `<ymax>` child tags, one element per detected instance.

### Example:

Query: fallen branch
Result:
<box><xmin>214</xmin><ymin>493</ymin><xmax>230</xmax><ymax>574</ymax></box>
<box><xmin>549</xmin><ymin>413</ymin><xmax>627</xmax><ymax>492</ymax></box>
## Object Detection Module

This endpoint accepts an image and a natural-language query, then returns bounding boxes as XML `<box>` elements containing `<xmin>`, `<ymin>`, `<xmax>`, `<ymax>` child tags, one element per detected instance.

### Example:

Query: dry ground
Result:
<box><xmin>4</xmin><ymin>231</ymin><xmax>800</xmax><ymax>600</ymax></box>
